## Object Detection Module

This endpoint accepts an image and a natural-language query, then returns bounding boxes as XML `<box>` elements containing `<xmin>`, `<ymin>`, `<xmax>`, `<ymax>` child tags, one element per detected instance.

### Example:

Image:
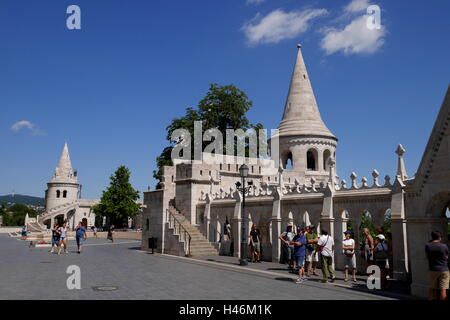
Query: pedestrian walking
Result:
<box><xmin>317</xmin><ymin>229</ymin><xmax>335</xmax><ymax>283</ymax></box>
<box><xmin>342</xmin><ymin>231</ymin><xmax>357</xmax><ymax>282</ymax></box>
<box><xmin>107</xmin><ymin>225</ymin><xmax>115</xmax><ymax>243</ymax></box>
<box><xmin>75</xmin><ymin>221</ymin><xmax>87</xmax><ymax>254</ymax></box>
<box><xmin>58</xmin><ymin>222</ymin><xmax>69</xmax><ymax>255</ymax></box>
<box><xmin>291</xmin><ymin>227</ymin><xmax>307</xmax><ymax>284</ymax></box>
<box><xmin>50</xmin><ymin>222</ymin><xmax>60</xmax><ymax>254</ymax></box>
<box><xmin>425</xmin><ymin>231</ymin><xmax>449</xmax><ymax>300</ymax></box>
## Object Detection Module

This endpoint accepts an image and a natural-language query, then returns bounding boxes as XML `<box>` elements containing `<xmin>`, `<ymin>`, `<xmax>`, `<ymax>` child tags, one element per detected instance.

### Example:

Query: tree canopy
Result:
<box><xmin>93</xmin><ymin>166</ymin><xmax>141</xmax><ymax>228</ymax></box>
<box><xmin>1</xmin><ymin>203</ymin><xmax>37</xmax><ymax>226</ymax></box>
<box><xmin>153</xmin><ymin>83</ymin><xmax>263</xmax><ymax>188</ymax></box>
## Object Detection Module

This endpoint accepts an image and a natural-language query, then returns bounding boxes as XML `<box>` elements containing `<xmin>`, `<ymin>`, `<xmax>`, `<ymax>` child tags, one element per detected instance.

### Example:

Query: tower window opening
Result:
<box><xmin>323</xmin><ymin>149</ymin><xmax>331</xmax><ymax>171</ymax></box>
<box><xmin>56</xmin><ymin>190</ymin><xmax>61</xmax><ymax>198</ymax></box>
<box><xmin>307</xmin><ymin>150</ymin><xmax>317</xmax><ymax>171</ymax></box>
<box><xmin>63</xmin><ymin>190</ymin><xmax>67</xmax><ymax>198</ymax></box>
<box><xmin>284</xmin><ymin>152</ymin><xmax>293</xmax><ymax>170</ymax></box>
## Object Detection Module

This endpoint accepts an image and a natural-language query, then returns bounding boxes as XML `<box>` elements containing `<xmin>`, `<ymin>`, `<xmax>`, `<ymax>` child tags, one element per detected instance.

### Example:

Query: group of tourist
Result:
<box><xmin>50</xmin><ymin>220</ymin><xmax>87</xmax><ymax>254</ymax></box>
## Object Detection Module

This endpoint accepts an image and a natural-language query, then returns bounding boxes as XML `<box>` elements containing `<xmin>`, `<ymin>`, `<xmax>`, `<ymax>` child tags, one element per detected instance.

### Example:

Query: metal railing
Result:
<box><xmin>166</xmin><ymin>208</ymin><xmax>192</xmax><ymax>257</ymax></box>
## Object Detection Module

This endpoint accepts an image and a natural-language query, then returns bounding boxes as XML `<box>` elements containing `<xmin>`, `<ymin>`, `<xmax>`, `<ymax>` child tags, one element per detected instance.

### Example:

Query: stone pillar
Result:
<box><xmin>390</xmin><ymin>177</ymin><xmax>409</xmax><ymax>280</ymax></box>
<box><xmin>270</xmin><ymin>187</ymin><xmax>282</xmax><ymax>262</ymax></box>
<box><xmin>232</xmin><ymin>190</ymin><xmax>242</xmax><ymax>258</ymax></box>
<box><xmin>204</xmin><ymin>194</ymin><xmax>211</xmax><ymax>241</ymax></box>
<box><xmin>320</xmin><ymin>183</ymin><xmax>335</xmax><ymax>266</ymax></box>
<box><xmin>334</xmin><ymin>214</ymin><xmax>348</xmax><ymax>270</ymax></box>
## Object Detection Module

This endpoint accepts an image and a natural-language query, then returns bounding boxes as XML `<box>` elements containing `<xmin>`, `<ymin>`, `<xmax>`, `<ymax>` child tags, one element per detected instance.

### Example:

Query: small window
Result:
<box><xmin>228</xmin><ymin>164</ymin><xmax>231</xmax><ymax>171</ymax></box>
<box><xmin>220</xmin><ymin>164</ymin><xmax>222</xmax><ymax>170</ymax></box>
<box><xmin>200</xmin><ymin>170</ymin><xmax>203</xmax><ymax>176</ymax></box>
<box><xmin>56</xmin><ymin>190</ymin><xmax>60</xmax><ymax>198</ymax></box>
<box><xmin>307</xmin><ymin>149</ymin><xmax>317</xmax><ymax>171</ymax></box>
<box><xmin>63</xmin><ymin>190</ymin><xmax>67</xmax><ymax>198</ymax></box>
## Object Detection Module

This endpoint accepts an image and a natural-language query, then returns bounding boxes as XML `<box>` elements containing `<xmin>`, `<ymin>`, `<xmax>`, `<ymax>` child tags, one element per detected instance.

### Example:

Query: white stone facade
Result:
<box><xmin>141</xmin><ymin>45</ymin><xmax>450</xmax><ymax>298</ymax></box>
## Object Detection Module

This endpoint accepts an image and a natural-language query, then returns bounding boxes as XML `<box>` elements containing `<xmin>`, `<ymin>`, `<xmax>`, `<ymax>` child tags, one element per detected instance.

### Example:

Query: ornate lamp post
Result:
<box><xmin>235</xmin><ymin>164</ymin><xmax>253</xmax><ymax>266</ymax></box>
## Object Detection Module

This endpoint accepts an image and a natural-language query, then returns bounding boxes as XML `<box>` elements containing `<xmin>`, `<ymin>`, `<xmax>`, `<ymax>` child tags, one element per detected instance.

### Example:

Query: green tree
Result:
<box><xmin>153</xmin><ymin>83</ymin><xmax>263</xmax><ymax>188</ymax></box>
<box><xmin>2</xmin><ymin>203</ymin><xmax>37</xmax><ymax>226</ymax></box>
<box><xmin>93</xmin><ymin>166</ymin><xmax>141</xmax><ymax>228</ymax></box>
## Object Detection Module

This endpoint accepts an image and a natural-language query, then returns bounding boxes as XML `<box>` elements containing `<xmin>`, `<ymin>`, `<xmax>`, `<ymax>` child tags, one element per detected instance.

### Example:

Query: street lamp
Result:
<box><xmin>235</xmin><ymin>164</ymin><xmax>253</xmax><ymax>266</ymax></box>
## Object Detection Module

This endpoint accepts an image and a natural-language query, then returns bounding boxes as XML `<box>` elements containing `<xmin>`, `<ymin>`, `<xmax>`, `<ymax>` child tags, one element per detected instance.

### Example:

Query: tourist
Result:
<box><xmin>363</xmin><ymin>228</ymin><xmax>374</xmax><ymax>266</ymax></box>
<box><xmin>374</xmin><ymin>234</ymin><xmax>389</xmax><ymax>289</ymax></box>
<box><xmin>279</xmin><ymin>224</ymin><xmax>295</xmax><ymax>272</ymax></box>
<box><xmin>317</xmin><ymin>229</ymin><xmax>335</xmax><ymax>283</ymax></box>
<box><xmin>50</xmin><ymin>221</ymin><xmax>60</xmax><ymax>254</ymax></box>
<box><xmin>342</xmin><ymin>230</ymin><xmax>357</xmax><ymax>282</ymax></box>
<box><xmin>21</xmin><ymin>224</ymin><xmax>29</xmax><ymax>240</ymax></box>
<box><xmin>249</xmin><ymin>224</ymin><xmax>261</xmax><ymax>263</ymax></box>
<box><xmin>58</xmin><ymin>222</ymin><xmax>69</xmax><ymax>255</ymax></box>
<box><xmin>107</xmin><ymin>225</ymin><xmax>115</xmax><ymax>243</ymax></box>
<box><xmin>291</xmin><ymin>226</ymin><xmax>307</xmax><ymax>284</ymax></box>
<box><xmin>305</xmin><ymin>225</ymin><xmax>319</xmax><ymax>276</ymax></box>
<box><xmin>425</xmin><ymin>231</ymin><xmax>449</xmax><ymax>300</ymax></box>
<box><xmin>92</xmin><ymin>226</ymin><xmax>98</xmax><ymax>238</ymax></box>
<box><xmin>75</xmin><ymin>221</ymin><xmax>87</xmax><ymax>254</ymax></box>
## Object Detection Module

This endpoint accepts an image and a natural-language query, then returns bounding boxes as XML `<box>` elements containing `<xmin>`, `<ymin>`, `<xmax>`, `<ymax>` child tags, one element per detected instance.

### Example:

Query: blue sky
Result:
<box><xmin>0</xmin><ymin>0</ymin><xmax>449</xmax><ymax>199</ymax></box>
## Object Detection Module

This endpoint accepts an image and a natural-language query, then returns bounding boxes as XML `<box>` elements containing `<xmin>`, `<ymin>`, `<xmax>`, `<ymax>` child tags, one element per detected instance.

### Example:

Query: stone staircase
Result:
<box><xmin>167</xmin><ymin>205</ymin><xmax>218</xmax><ymax>257</ymax></box>
<box><xmin>28</xmin><ymin>221</ymin><xmax>47</xmax><ymax>232</ymax></box>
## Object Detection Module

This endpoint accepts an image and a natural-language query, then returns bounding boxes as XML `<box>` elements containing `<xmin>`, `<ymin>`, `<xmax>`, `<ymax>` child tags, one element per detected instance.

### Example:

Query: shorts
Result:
<box><xmin>429</xmin><ymin>271</ymin><xmax>449</xmax><ymax>290</ymax></box>
<box><xmin>295</xmin><ymin>255</ymin><xmax>306</xmax><ymax>267</ymax></box>
<box><xmin>76</xmin><ymin>237</ymin><xmax>84</xmax><ymax>246</ymax></box>
<box><xmin>306</xmin><ymin>250</ymin><xmax>318</xmax><ymax>262</ymax></box>
<box><xmin>284</xmin><ymin>245</ymin><xmax>294</xmax><ymax>261</ymax></box>
<box><xmin>60</xmin><ymin>236</ymin><xmax>66</xmax><ymax>241</ymax></box>
<box><xmin>252</xmin><ymin>242</ymin><xmax>260</xmax><ymax>253</ymax></box>
<box><xmin>52</xmin><ymin>237</ymin><xmax>60</xmax><ymax>246</ymax></box>
<box><xmin>344</xmin><ymin>254</ymin><xmax>356</xmax><ymax>269</ymax></box>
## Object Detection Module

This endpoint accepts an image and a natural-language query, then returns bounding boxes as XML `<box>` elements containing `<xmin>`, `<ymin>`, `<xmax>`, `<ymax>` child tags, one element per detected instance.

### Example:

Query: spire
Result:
<box><xmin>51</xmin><ymin>142</ymin><xmax>77</xmax><ymax>183</ymax></box>
<box><xmin>395</xmin><ymin>144</ymin><xmax>408</xmax><ymax>181</ymax></box>
<box><xmin>278</xmin><ymin>44</ymin><xmax>336</xmax><ymax>139</ymax></box>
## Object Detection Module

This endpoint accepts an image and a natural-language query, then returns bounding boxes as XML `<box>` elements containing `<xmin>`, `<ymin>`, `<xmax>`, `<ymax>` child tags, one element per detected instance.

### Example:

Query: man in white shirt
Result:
<box><xmin>317</xmin><ymin>229</ymin><xmax>335</xmax><ymax>283</ymax></box>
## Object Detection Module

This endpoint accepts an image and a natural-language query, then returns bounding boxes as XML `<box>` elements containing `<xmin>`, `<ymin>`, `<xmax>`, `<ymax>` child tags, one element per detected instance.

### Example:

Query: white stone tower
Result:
<box><xmin>45</xmin><ymin>142</ymin><xmax>80</xmax><ymax>212</ymax></box>
<box><xmin>276</xmin><ymin>45</ymin><xmax>338</xmax><ymax>184</ymax></box>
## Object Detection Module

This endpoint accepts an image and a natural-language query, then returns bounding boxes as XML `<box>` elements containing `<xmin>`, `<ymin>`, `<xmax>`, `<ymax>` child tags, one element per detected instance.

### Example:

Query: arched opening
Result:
<box><xmin>359</xmin><ymin>210</ymin><xmax>375</xmax><ymax>247</ymax></box>
<box><xmin>306</xmin><ymin>149</ymin><xmax>318</xmax><ymax>171</ymax></box>
<box><xmin>323</xmin><ymin>149</ymin><xmax>331</xmax><ymax>171</ymax></box>
<box><xmin>63</xmin><ymin>190</ymin><xmax>67</xmax><ymax>198</ymax></box>
<box><xmin>283</xmin><ymin>152</ymin><xmax>293</xmax><ymax>170</ymax></box>
<box><xmin>146</xmin><ymin>218</ymin><xmax>150</xmax><ymax>231</ymax></box>
<box><xmin>56</xmin><ymin>190</ymin><xmax>60</xmax><ymax>198</ymax></box>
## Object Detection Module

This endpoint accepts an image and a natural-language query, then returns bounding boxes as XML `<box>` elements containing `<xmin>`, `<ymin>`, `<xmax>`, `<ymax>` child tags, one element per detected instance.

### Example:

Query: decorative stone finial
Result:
<box><xmin>297</xmin><ymin>43</ymin><xmax>302</xmax><ymax>49</ymax></box>
<box><xmin>361</xmin><ymin>177</ymin><xmax>368</xmax><ymax>188</ymax></box>
<box><xmin>350</xmin><ymin>172</ymin><xmax>358</xmax><ymax>189</ymax></box>
<box><xmin>372</xmin><ymin>169</ymin><xmax>380</xmax><ymax>187</ymax></box>
<box><xmin>395</xmin><ymin>144</ymin><xmax>408</xmax><ymax>181</ymax></box>
<box><xmin>395</xmin><ymin>144</ymin><xmax>406</xmax><ymax>156</ymax></box>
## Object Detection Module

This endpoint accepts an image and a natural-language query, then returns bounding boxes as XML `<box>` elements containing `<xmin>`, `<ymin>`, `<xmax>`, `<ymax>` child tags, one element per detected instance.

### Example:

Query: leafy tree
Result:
<box><xmin>153</xmin><ymin>83</ymin><xmax>263</xmax><ymax>188</ymax></box>
<box><xmin>359</xmin><ymin>210</ymin><xmax>376</xmax><ymax>245</ymax></box>
<box><xmin>93</xmin><ymin>166</ymin><xmax>141</xmax><ymax>228</ymax></box>
<box><xmin>2</xmin><ymin>203</ymin><xmax>37</xmax><ymax>226</ymax></box>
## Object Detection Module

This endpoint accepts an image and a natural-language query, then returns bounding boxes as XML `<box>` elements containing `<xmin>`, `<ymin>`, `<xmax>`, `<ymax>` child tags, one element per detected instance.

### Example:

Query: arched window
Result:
<box><xmin>307</xmin><ymin>149</ymin><xmax>317</xmax><ymax>171</ymax></box>
<box><xmin>63</xmin><ymin>190</ymin><xmax>67</xmax><ymax>198</ymax></box>
<box><xmin>56</xmin><ymin>190</ymin><xmax>60</xmax><ymax>198</ymax></box>
<box><xmin>283</xmin><ymin>152</ymin><xmax>293</xmax><ymax>170</ymax></box>
<box><xmin>323</xmin><ymin>149</ymin><xmax>331</xmax><ymax>171</ymax></box>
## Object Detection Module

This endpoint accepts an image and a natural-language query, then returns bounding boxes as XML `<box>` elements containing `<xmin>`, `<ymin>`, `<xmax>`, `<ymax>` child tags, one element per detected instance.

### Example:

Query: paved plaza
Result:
<box><xmin>0</xmin><ymin>234</ymin><xmax>411</xmax><ymax>300</ymax></box>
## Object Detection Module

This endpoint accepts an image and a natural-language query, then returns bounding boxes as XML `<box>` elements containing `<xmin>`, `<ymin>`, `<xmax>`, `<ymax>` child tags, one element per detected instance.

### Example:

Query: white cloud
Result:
<box><xmin>344</xmin><ymin>0</ymin><xmax>370</xmax><ymax>13</ymax></box>
<box><xmin>246</xmin><ymin>0</ymin><xmax>266</xmax><ymax>5</ymax></box>
<box><xmin>242</xmin><ymin>8</ymin><xmax>328</xmax><ymax>46</ymax></box>
<box><xmin>320</xmin><ymin>1</ymin><xmax>386</xmax><ymax>55</ymax></box>
<box><xmin>11</xmin><ymin>120</ymin><xmax>46</xmax><ymax>136</ymax></box>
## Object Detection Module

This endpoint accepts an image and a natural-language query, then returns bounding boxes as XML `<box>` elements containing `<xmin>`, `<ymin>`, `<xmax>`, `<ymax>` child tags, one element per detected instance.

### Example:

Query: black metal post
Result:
<box><xmin>239</xmin><ymin>175</ymin><xmax>248</xmax><ymax>266</ymax></box>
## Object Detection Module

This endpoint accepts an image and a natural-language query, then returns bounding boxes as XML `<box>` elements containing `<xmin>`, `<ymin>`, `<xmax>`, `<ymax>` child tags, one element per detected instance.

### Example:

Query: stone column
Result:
<box><xmin>320</xmin><ymin>183</ymin><xmax>335</xmax><ymax>267</ymax></box>
<box><xmin>390</xmin><ymin>177</ymin><xmax>409</xmax><ymax>280</ymax></box>
<box><xmin>270</xmin><ymin>187</ymin><xmax>282</xmax><ymax>262</ymax></box>
<box><xmin>232</xmin><ymin>190</ymin><xmax>242</xmax><ymax>258</ymax></box>
<box><xmin>334</xmin><ymin>214</ymin><xmax>348</xmax><ymax>270</ymax></box>
<box><xmin>204</xmin><ymin>194</ymin><xmax>211</xmax><ymax>241</ymax></box>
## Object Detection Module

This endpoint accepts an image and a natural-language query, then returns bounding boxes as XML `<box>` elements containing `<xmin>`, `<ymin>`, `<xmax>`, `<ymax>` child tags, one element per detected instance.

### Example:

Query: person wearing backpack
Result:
<box><xmin>374</xmin><ymin>234</ymin><xmax>389</xmax><ymax>288</ymax></box>
<box><xmin>317</xmin><ymin>229</ymin><xmax>335</xmax><ymax>283</ymax></box>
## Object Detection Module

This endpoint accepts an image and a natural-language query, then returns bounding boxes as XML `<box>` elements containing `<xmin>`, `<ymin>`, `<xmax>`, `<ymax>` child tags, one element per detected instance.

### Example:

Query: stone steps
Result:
<box><xmin>168</xmin><ymin>207</ymin><xmax>218</xmax><ymax>257</ymax></box>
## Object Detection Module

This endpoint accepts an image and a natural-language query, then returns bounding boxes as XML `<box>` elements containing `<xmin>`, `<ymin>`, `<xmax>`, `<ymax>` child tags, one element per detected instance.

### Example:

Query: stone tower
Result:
<box><xmin>276</xmin><ymin>45</ymin><xmax>337</xmax><ymax>184</ymax></box>
<box><xmin>45</xmin><ymin>142</ymin><xmax>80</xmax><ymax>211</ymax></box>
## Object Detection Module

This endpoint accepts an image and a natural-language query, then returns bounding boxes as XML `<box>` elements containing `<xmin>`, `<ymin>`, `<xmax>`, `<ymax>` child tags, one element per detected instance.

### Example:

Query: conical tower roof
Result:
<box><xmin>277</xmin><ymin>45</ymin><xmax>336</xmax><ymax>139</ymax></box>
<box><xmin>50</xmin><ymin>142</ymin><xmax>77</xmax><ymax>183</ymax></box>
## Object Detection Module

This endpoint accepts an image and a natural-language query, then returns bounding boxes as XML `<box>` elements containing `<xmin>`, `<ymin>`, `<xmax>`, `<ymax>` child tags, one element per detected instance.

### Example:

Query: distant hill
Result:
<box><xmin>0</xmin><ymin>194</ymin><xmax>45</xmax><ymax>206</ymax></box>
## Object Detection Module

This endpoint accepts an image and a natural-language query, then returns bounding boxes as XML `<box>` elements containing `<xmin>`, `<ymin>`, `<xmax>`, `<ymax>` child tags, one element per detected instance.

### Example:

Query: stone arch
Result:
<box><xmin>282</xmin><ymin>151</ymin><xmax>293</xmax><ymax>170</ymax></box>
<box><xmin>302</xmin><ymin>211</ymin><xmax>311</xmax><ymax>228</ymax></box>
<box><xmin>425</xmin><ymin>191</ymin><xmax>450</xmax><ymax>243</ymax></box>
<box><xmin>306</xmin><ymin>148</ymin><xmax>318</xmax><ymax>171</ymax></box>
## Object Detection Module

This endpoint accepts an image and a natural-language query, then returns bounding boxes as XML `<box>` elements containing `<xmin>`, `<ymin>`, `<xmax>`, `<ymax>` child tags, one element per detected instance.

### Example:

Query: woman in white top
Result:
<box><xmin>342</xmin><ymin>231</ymin><xmax>357</xmax><ymax>282</ymax></box>
<box><xmin>58</xmin><ymin>222</ymin><xmax>69</xmax><ymax>255</ymax></box>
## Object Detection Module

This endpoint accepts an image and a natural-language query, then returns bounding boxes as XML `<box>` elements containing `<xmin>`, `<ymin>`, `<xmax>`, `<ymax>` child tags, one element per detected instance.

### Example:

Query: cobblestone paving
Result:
<box><xmin>0</xmin><ymin>235</ymin><xmax>401</xmax><ymax>300</ymax></box>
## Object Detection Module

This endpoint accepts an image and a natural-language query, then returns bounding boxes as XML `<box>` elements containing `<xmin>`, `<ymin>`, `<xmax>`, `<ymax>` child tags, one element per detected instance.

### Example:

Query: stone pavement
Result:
<box><xmin>0</xmin><ymin>235</ymin><xmax>412</xmax><ymax>300</ymax></box>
